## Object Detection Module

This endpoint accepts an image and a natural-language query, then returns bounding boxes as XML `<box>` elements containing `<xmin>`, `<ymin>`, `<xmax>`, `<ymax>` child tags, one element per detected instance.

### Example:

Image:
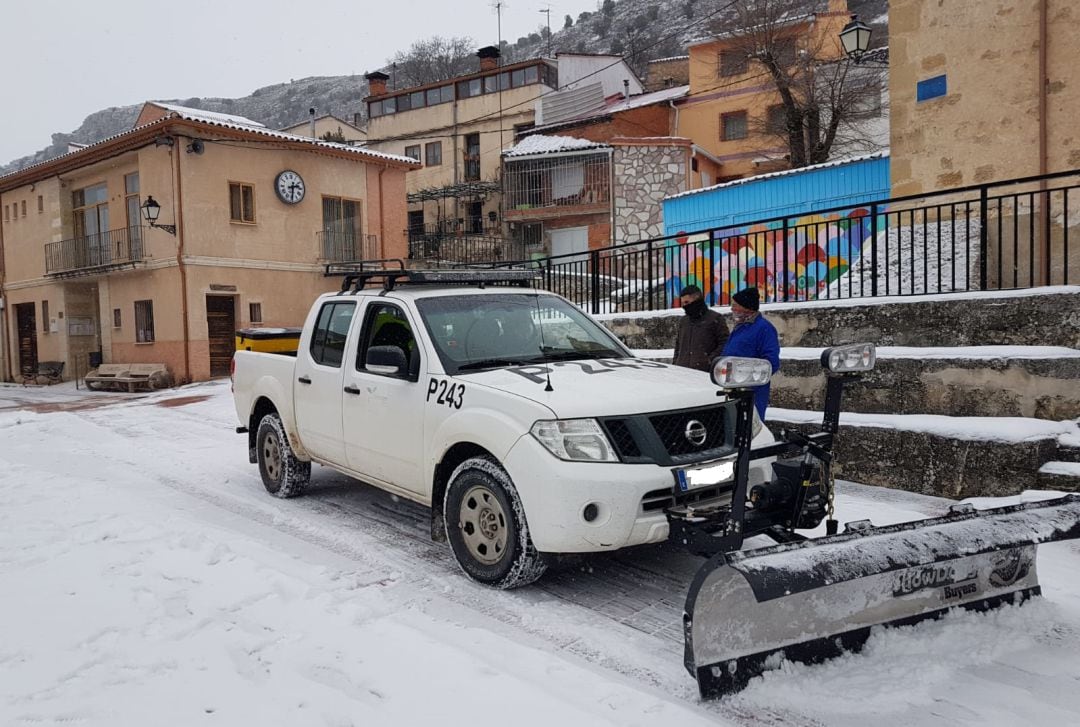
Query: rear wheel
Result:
<box><xmin>256</xmin><ymin>413</ymin><xmax>310</xmax><ymax>498</ymax></box>
<box><xmin>444</xmin><ymin>456</ymin><xmax>546</xmax><ymax>589</ymax></box>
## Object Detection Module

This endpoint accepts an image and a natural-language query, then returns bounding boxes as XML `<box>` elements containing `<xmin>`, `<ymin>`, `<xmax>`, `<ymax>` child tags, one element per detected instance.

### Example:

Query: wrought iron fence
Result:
<box><xmin>318</xmin><ymin>231</ymin><xmax>379</xmax><ymax>262</ymax></box>
<box><xmin>45</xmin><ymin>225</ymin><xmax>145</xmax><ymax>275</ymax></box>
<box><xmin>408</xmin><ymin>233</ymin><xmax>525</xmax><ymax>265</ymax></box>
<box><xmin>503</xmin><ymin>151</ymin><xmax>611</xmax><ymax>211</ymax></box>
<box><xmin>476</xmin><ymin>169</ymin><xmax>1080</xmax><ymax>314</ymax></box>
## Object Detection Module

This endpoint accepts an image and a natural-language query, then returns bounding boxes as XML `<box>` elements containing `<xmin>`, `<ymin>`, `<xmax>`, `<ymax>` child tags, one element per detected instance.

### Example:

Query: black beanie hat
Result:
<box><xmin>732</xmin><ymin>286</ymin><xmax>760</xmax><ymax>311</ymax></box>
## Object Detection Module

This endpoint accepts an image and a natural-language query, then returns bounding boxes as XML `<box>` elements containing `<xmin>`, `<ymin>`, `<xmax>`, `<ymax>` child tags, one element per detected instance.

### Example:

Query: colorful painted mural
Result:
<box><xmin>664</xmin><ymin>207</ymin><xmax>882</xmax><ymax>306</ymax></box>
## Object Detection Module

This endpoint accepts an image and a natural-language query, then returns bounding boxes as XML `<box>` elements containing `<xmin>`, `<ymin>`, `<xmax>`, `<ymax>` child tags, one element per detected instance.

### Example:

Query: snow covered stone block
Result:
<box><xmin>770</xmin><ymin>413</ymin><xmax>1065</xmax><ymax>498</ymax></box>
<box><xmin>772</xmin><ymin>348</ymin><xmax>1080</xmax><ymax>420</ymax></box>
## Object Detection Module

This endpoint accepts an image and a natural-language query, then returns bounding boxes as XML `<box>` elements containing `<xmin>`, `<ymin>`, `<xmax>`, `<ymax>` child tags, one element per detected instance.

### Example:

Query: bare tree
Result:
<box><xmin>388</xmin><ymin>36</ymin><xmax>477</xmax><ymax>88</ymax></box>
<box><xmin>714</xmin><ymin>0</ymin><xmax>887</xmax><ymax>167</ymax></box>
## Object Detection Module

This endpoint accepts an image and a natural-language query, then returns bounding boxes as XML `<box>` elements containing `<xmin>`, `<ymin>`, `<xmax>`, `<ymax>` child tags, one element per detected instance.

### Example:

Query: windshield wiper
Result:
<box><xmin>529</xmin><ymin>349</ymin><xmax>621</xmax><ymax>362</ymax></box>
<box><xmin>456</xmin><ymin>358</ymin><xmax>528</xmax><ymax>371</ymax></box>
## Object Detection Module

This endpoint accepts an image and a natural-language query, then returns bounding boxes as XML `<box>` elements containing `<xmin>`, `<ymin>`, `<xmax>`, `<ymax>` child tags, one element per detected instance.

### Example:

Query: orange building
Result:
<box><xmin>675</xmin><ymin>0</ymin><xmax>852</xmax><ymax>180</ymax></box>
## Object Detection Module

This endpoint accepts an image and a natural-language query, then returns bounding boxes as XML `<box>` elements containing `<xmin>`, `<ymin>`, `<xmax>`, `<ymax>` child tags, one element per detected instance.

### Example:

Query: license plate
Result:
<box><xmin>674</xmin><ymin>459</ymin><xmax>736</xmax><ymax>492</ymax></box>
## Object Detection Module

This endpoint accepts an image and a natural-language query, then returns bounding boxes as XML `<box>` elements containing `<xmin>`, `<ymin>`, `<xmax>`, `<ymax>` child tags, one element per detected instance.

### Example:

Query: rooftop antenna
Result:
<box><xmin>539</xmin><ymin>6</ymin><xmax>552</xmax><ymax>57</ymax></box>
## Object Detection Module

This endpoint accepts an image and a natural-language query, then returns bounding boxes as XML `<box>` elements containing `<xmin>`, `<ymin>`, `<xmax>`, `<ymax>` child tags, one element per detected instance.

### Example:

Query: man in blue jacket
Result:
<box><xmin>721</xmin><ymin>287</ymin><xmax>780</xmax><ymax>419</ymax></box>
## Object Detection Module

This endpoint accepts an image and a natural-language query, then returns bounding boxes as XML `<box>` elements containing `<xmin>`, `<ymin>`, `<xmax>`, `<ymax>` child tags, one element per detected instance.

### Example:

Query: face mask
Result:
<box><xmin>683</xmin><ymin>299</ymin><xmax>707</xmax><ymax>318</ymax></box>
<box><xmin>733</xmin><ymin>310</ymin><xmax>755</xmax><ymax>326</ymax></box>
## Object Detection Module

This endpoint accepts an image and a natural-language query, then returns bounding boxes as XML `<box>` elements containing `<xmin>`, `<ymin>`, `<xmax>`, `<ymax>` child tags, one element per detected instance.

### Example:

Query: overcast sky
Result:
<box><xmin>1</xmin><ymin>0</ymin><xmax>581</xmax><ymax>165</ymax></box>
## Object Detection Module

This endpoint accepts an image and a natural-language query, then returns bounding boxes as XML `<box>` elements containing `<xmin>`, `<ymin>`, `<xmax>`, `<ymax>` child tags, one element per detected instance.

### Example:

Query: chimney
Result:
<box><xmin>365</xmin><ymin>71</ymin><xmax>390</xmax><ymax>97</ymax></box>
<box><xmin>477</xmin><ymin>45</ymin><xmax>501</xmax><ymax>72</ymax></box>
<box><xmin>309</xmin><ymin>107</ymin><xmax>317</xmax><ymax>139</ymax></box>
<box><xmin>623</xmin><ymin>79</ymin><xmax>630</xmax><ymax>98</ymax></box>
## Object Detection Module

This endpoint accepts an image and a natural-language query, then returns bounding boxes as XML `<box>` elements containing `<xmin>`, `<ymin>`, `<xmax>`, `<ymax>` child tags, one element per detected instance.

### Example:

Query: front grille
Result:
<box><xmin>649</xmin><ymin>405</ymin><xmax>727</xmax><ymax>458</ymax></box>
<box><xmin>603</xmin><ymin>418</ymin><xmax>641</xmax><ymax>458</ymax></box>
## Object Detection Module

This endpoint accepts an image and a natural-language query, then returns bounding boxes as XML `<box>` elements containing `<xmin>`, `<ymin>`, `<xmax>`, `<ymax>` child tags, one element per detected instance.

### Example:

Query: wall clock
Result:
<box><xmin>274</xmin><ymin>170</ymin><xmax>305</xmax><ymax>204</ymax></box>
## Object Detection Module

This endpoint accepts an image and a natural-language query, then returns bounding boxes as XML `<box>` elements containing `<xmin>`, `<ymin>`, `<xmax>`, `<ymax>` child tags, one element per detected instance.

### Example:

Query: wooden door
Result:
<box><xmin>15</xmin><ymin>303</ymin><xmax>38</xmax><ymax>377</ymax></box>
<box><xmin>205</xmin><ymin>296</ymin><xmax>236</xmax><ymax>377</ymax></box>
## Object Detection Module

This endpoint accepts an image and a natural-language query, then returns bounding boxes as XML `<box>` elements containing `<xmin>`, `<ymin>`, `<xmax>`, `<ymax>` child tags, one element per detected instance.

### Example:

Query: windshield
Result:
<box><xmin>415</xmin><ymin>293</ymin><xmax>630</xmax><ymax>374</ymax></box>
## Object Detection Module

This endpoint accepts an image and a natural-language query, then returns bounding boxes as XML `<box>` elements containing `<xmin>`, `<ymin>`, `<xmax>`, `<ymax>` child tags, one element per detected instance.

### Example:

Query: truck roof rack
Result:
<box><xmin>325</xmin><ymin>261</ymin><xmax>541</xmax><ymax>293</ymax></box>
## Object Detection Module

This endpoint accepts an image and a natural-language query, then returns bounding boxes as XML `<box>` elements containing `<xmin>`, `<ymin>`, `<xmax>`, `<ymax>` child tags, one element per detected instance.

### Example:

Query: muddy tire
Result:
<box><xmin>444</xmin><ymin>456</ymin><xmax>547</xmax><ymax>589</ymax></box>
<box><xmin>256</xmin><ymin>413</ymin><xmax>310</xmax><ymax>498</ymax></box>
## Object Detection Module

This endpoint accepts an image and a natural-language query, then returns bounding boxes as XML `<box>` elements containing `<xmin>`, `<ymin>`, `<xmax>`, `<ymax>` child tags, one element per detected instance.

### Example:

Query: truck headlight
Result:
<box><xmin>530</xmin><ymin>419</ymin><xmax>619</xmax><ymax>462</ymax></box>
<box><xmin>821</xmin><ymin>343</ymin><xmax>876</xmax><ymax>374</ymax></box>
<box><xmin>711</xmin><ymin>356</ymin><xmax>773</xmax><ymax>389</ymax></box>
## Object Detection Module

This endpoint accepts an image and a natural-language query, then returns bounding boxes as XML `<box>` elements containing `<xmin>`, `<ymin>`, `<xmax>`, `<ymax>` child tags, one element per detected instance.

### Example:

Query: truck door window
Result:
<box><xmin>358</xmin><ymin>303</ymin><xmax>419</xmax><ymax>379</ymax></box>
<box><xmin>309</xmin><ymin>301</ymin><xmax>356</xmax><ymax>367</ymax></box>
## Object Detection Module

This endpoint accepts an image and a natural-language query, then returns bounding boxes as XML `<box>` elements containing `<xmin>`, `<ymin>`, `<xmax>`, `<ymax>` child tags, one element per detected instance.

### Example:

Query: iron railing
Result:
<box><xmin>408</xmin><ymin>233</ymin><xmax>525</xmax><ymax>265</ymax></box>
<box><xmin>503</xmin><ymin>152</ymin><xmax>611</xmax><ymax>212</ymax></box>
<box><xmin>45</xmin><ymin>225</ymin><xmax>145</xmax><ymax>275</ymax></box>
<box><xmin>473</xmin><ymin>169</ymin><xmax>1080</xmax><ymax>314</ymax></box>
<box><xmin>317</xmin><ymin>230</ymin><xmax>379</xmax><ymax>262</ymax></box>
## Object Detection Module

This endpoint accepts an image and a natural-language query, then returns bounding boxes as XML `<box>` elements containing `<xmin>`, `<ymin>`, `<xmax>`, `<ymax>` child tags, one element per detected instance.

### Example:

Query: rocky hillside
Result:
<box><xmin>1</xmin><ymin>0</ymin><xmax>886</xmax><ymax>175</ymax></box>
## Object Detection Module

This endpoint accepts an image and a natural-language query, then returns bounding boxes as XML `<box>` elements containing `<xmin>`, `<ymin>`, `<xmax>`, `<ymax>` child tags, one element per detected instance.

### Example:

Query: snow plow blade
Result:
<box><xmin>683</xmin><ymin>493</ymin><xmax>1080</xmax><ymax>698</ymax></box>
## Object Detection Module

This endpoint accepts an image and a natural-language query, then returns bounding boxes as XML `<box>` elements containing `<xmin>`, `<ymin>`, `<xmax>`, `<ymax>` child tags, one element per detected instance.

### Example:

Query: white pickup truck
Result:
<box><xmin>232</xmin><ymin>268</ymin><xmax>774</xmax><ymax>588</ymax></box>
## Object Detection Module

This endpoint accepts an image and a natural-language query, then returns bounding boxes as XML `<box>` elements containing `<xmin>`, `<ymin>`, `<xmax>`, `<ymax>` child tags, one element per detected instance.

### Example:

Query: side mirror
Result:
<box><xmin>366</xmin><ymin>345</ymin><xmax>408</xmax><ymax>376</ymax></box>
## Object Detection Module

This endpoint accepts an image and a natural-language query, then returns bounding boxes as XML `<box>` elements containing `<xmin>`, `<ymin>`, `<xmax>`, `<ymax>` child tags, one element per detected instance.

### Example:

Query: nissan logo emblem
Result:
<box><xmin>684</xmin><ymin>420</ymin><xmax>707</xmax><ymax>446</ymax></box>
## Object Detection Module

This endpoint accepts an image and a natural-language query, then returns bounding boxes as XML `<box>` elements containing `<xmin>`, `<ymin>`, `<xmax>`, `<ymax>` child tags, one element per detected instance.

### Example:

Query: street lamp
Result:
<box><xmin>839</xmin><ymin>15</ymin><xmax>872</xmax><ymax>63</ymax></box>
<box><xmin>141</xmin><ymin>196</ymin><xmax>176</xmax><ymax>235</ymax></box>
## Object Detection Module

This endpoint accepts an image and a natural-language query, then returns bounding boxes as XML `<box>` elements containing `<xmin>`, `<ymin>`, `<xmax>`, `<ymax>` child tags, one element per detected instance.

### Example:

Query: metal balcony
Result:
<box><xmin>44</xmin><ymin>226</ymin><xmax>146</xmax><ymax>277</ymax></box>
<box><xmin>317</xmin><ymin>230</ymin><xmax>379</xmax><ymax>262</ymax></box>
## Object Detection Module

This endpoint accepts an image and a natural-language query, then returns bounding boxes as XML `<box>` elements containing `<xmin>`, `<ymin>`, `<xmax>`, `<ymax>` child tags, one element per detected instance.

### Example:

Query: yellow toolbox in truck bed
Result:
<box><xmin>235</xmin><ymin>327</ymin><xmax>302</xmax><ymax>354</ymax></box>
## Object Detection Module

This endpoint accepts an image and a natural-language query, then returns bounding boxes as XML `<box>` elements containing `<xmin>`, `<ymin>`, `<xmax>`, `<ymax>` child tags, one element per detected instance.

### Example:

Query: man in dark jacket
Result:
<box><xmin>722</xmin><ymin>286</ymin><xmax>781</xmax><ymax>419</ymax></box>
<box><xmin>672</xmin><ymin>285</ymin><xmax>729</xmax><ymax>372</ymax></box>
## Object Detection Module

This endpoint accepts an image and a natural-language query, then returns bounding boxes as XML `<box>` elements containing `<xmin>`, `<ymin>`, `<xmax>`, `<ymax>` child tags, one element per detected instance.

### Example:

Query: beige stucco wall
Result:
<box><xmin>366</xmin><ymin>86</ymin><xmax>543</xmax><ymax>228</ymax></box>
<box><xmin>890</xmin><ymin>0</ymin><xmax>1080</xmax><ymax>194</ymax></box>
<box><xmin>1</xmin><ymin>124</ymin><xmax>411</xmax><ymax>383</ymax></box>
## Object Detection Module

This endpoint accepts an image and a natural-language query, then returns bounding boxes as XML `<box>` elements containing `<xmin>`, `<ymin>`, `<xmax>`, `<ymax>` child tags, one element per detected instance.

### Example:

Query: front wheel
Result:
<box><xmin>256</xmin><ymin>413</ymin><xmax>311</xmax><ymax>498</ymax></box>
<box><xmin>444</xmin><ymin>457</ymin><xmax>547</xmax><ymax>589</ymax></box>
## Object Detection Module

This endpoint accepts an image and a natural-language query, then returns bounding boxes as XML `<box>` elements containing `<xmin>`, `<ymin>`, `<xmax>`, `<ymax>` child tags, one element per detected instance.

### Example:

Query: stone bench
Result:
<box><xmin>85</xmin><ymin>363</ymin><xmax>172</xmax><ymax>392</ymax></box>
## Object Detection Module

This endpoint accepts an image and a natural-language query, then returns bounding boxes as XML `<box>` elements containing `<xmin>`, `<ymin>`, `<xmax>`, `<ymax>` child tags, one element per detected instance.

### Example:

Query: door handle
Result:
<box><xmin>343</xmin><ymin>385</ymin><xmax>361</xmax><ymax>395</ymax></box>
<box><xmin>298</xmin><ymin>376</ymin><xmax>312</xmax><ymax>384</ymax></box>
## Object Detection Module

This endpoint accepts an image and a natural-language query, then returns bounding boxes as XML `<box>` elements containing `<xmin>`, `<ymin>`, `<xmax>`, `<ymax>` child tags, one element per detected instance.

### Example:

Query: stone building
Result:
<box><xmin>501</xmin><ymin>134</ymin><xmax>718</xmax><ymax>258</ymax></box>
<box><xmin>889</xmin><ymin>0</ymin><xmax>1080</xmax><ymax>285</ymax></box>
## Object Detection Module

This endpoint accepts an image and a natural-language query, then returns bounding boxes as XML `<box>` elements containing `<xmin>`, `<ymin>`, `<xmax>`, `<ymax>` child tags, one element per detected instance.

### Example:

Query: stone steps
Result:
<box><xmin>1037</xmin><ymin>461</ymin><xmax>1080</xmax><ymax>491</ymax></box>
<box><xmin>767</xmin><ymin>409</ymin><xmax>1078</xmax><ymax>499</ymax></box>
<box><xmin>772</xmin><ymin>346</ymin><xmax>1080</xmax><ymax>420</ymax></box>
<box><xmin>602</xmin><ymin>286</ymin><xmax>1080</xmax><ymax>350</ymax></box>
<box><xmin>609</xmin><ymin>288</ymin><xmax>1080</xmax><ymax>499</ymax></box>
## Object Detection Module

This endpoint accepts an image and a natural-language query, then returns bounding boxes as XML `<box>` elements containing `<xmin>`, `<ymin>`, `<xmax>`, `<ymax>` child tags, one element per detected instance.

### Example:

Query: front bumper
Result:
<box><xmin>503</xmin><ymin>434</ymin><xmax>772</xmax><ymax>554</ymax></box>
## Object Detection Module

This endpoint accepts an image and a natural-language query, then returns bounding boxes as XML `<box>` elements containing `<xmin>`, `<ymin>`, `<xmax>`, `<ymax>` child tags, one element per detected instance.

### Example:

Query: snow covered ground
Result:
<box><xmin>3</xmin><ymin>381</ymin><xmax>1080</xmax><ymax>726</ymax></box>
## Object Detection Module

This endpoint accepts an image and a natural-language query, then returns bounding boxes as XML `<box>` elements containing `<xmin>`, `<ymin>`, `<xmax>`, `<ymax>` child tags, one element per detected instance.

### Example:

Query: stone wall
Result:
<box><xmin>601</xmin><ymin>289</ymin><xmax>1080</xmax><ymax>350</ymax></box>
<box><xmin>773</xmin><ymin>356</ymin><xmax>1080</xmax><ymax>420</ymax></box>
<box><xmin>612</xmin><ymin>144</ymin><xmax>687</xmax><ymax>243</ymax></box>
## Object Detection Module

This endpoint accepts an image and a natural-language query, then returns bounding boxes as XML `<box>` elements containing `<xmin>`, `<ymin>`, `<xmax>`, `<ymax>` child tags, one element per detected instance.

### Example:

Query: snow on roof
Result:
<box><xmin>664</xmin><ymin>151</ymin><xmax>890</xmax><ymax>201</ymax></box>
<box><xmin>149</xmin><ymin>102</ymin><xmax>266</xmax><ymax>128</ymax></box>
<box><xmin>647</xmin><ymin>55</ymin><xmax>690</xmax><ymax>64</ymax></box>
<box><xmin>0</xmin><ymin>105</ymin><xmax>418</xmax><ymax>185</ymax></box>
<box><xmin>602</xmin><ymin>85</ymin><xmax>689</xmax><ymax>114</ymax></box>
<box><xmin>502</xmin><ymin>134</ymin><xmax>609</xmax><ymax>157</ymax></box>
<box><xmin>530</xmin><ymin>85</ymin><xmax>689</xmax><ymax>134</ymax></box>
